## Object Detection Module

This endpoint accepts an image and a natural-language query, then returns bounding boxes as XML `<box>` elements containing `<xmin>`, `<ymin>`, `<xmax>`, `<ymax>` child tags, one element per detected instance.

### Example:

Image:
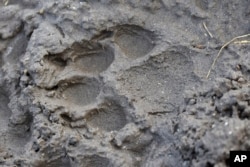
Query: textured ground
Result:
<box><xmin>0</xmin><ymin>0</ymin><xmax>250</xmax><ymax>167</ymax></box>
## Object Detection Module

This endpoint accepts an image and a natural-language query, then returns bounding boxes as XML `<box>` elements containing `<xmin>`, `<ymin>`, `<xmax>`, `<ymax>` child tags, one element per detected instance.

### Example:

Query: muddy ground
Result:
<box><xmin>0</xmin><ymin>0</ymin><xmax>250</xmax><ymax>167</ymax></box>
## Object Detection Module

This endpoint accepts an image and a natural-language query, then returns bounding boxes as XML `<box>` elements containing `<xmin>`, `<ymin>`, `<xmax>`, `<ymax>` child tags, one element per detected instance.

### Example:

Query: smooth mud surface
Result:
<box><xmin>0</xmin><ymin>0</ymin><xmax>249</xmax><ymax>166</ymax></box>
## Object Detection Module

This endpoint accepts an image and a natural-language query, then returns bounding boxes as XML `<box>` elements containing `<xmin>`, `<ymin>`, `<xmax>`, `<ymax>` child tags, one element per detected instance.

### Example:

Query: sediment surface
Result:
<box><xmin>0</xmin><ymin>0</ymin><xmax>249</xmax><ymax>166</ymax></box>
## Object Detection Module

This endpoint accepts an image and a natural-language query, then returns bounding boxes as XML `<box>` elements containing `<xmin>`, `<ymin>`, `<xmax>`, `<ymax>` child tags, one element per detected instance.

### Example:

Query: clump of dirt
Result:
<box><xmin>0</xmin><ymin>0</ymin><xmax>249</xmax><ymax>166</ymax></box>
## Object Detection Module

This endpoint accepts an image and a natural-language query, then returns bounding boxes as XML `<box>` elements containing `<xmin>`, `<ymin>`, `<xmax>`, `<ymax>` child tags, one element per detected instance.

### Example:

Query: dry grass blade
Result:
<box><xmin>3</xmin><ymin>0</ymin><xmax>9</xmax><ymax>6</ymax></box>
<box><xmin>206</xmin><ymin>33</ymin><xmax>250</xmax><ymax>79</ymax></box>
<box><xmin>234</xmin><ymin>40</ymin><xmax>250</xmax><ymax>45</ymax></box>
<box><xmin>203</xmin><ymin>22</ymin><xmax>213</xmax><ymax>38</ymax></box>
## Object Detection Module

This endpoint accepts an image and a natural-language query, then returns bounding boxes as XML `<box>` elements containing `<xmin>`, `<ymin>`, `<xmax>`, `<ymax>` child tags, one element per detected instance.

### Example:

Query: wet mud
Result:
<box><xmin>0</xmin><ymin>0</ymin><xmax>249</xmax><ymax>166</ymax></box>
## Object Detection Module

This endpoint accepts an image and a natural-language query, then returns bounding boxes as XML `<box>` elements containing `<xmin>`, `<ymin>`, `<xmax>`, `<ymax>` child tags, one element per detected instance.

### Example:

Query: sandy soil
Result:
<box><xmin>0</xmin><ymin>0</ymin><xmax>250</xmax><ymax>166</ymax></box>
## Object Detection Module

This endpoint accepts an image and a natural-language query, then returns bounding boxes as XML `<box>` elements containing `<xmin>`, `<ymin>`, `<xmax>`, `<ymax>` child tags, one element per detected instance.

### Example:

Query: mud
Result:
<box><xmin>0</xmin><ymin>0</ymin><xmax>250</xmax><ymax>167</ymax></box>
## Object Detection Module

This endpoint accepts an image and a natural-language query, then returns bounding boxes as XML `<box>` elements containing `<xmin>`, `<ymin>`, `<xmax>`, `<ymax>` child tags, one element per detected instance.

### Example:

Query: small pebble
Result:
<box><xmin>39</xmin><ymin>9</ymin><xmax>44</xmax><ymax>14</ymax></box>
<box><xmin>23</xmin><ymin>69</ymin><xmax>28</xmax><ymax>75</ymax></box>
<box><xmin>46</xmin><ymin>91</ymin><xmax>55</xmax><ymax>97</ymax></box>
<box><xmin>237</xmin><ymin>77</ymin><xmax>246</xmax><ymax>84</ymax></box>
<box><xmin>188</xmin><ymin>98</ymin><xmax>196</xmax><ymax>105</ymax></box>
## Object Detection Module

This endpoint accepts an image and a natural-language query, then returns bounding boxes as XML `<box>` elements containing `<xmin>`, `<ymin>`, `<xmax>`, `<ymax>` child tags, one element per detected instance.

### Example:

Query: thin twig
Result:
<box><xmin>3</xmin><ymin>0</ymin><xmax>9</xmax><ymax>6</ymax></box>
<box><xmin>206</xmin><ymin>34</ymin><xmax>250</xmax><ymax>79</ymax></box>
<box><xmin>233</xmin><ymin>40</ymin><xmax>250</xmax><ymax>45</ymax></box>
<box><xmin>203</xmin><ymin>22</ymin><xmax>213</xmax><ymax>38</ymax></box>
